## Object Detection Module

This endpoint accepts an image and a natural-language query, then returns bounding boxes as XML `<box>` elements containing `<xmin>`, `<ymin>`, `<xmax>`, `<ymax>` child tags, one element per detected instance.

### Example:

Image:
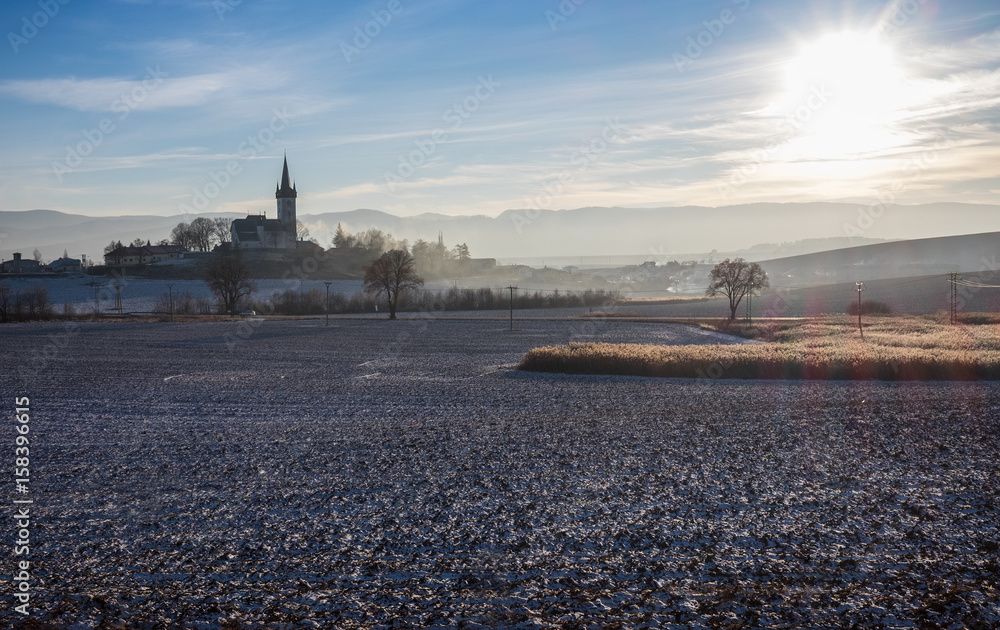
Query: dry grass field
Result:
<box><xmin>520</xmin><ymin>315</ymin><xmax>1000</xmax><ymax>380</ymax></box>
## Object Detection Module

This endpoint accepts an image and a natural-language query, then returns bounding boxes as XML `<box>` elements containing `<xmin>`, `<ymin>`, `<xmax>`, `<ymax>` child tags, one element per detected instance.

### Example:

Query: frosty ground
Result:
<box><xmin>2</xmin><ymin>317</ymin><xmax>999</xmax><ymax>629</ymax></box>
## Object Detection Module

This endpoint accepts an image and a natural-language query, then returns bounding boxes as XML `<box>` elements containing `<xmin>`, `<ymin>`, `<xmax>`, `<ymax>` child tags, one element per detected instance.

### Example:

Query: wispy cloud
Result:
<box><xmin>0</xmin><ymin>70</ymin><xmax>243</xmax><ymax>112</ymax></box>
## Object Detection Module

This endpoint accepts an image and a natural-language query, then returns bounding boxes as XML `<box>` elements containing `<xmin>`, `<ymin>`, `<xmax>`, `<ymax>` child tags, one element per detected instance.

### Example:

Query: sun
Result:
<box><xmin>776</xmin><ymin>31</ymin><xmax>907</xmax><ymax>158</ymax></box>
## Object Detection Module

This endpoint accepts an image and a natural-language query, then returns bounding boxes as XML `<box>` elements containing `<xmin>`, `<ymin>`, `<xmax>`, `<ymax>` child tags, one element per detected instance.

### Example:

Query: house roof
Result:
<box><xmin>48</xmin><ymin>257</ymin><xmax>81</xmax><ymax>267</ymax></box>
<box><xmin>232</xmin><ymin>217</ymin><xmax>286</xmax><ymax>242</ymax></box>
<box><xmin>143</xmin><ymin>245</ymin><xmax>182</xmax><ymax>255</ymax></box>
<box><xmin>2</xmin><ymin>257</ymin><xmax>41</xmax><ymax>266</ymax></box>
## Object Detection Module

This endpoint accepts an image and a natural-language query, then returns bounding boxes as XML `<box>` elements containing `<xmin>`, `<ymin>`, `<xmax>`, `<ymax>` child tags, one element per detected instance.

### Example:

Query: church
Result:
<box><xmin>230</xmin><ymin>157</ymin><xmax>298</xmax><ymax>249</ymax></box>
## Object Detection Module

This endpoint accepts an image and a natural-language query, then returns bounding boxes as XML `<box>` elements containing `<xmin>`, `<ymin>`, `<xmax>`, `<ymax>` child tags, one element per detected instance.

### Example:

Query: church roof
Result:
<box><xmin>276</xmin><ymin>155</ymin><xmax>297</xmax><ymax>199</ymax></box>
<box><xmin>232</xmin><ymin>216</ymin><xmax>286</xmax><ymax>242</ymax></box>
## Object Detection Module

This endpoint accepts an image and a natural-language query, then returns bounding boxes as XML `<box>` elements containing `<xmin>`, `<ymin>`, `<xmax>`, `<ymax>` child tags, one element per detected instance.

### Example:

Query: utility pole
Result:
<box><xmin>506</xmin><ymin>286</ymin><xmax>517</xmax><ymax>331</ymax></box>
<box><xmin>167</xmin><ymin>283</ymin><xmax>174</xmax><ymax>322</ymax></box>
<box><xmin>324</xmin><ymin>281</ymin><xmax>332</xmax><ymax>327</ymax></box>
<box><xmin>113</xmin><ymin>283</ymin><xmax>123</xmax><ymax>314</ymax></box>
<box><xmin>855</xmin><ymin>282</ymin><xmax>865</xmax><ymax>340</ymax></box>
<box><xmin>87</xmin><ymin>280</ymin><xmax>101</xmax><ymax>319</ymax></box>
<box><xmin>949</xmin><ymin>272</ymin><xmax>959</xmax><ymax>325</ymax></box>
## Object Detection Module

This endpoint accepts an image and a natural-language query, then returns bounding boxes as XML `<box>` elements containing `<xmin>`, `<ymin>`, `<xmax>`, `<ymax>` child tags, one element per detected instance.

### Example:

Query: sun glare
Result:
<box><xmin>777</xmin><ymin>31</ymin><xmax>907</xmax><ymax>159</ymax></box>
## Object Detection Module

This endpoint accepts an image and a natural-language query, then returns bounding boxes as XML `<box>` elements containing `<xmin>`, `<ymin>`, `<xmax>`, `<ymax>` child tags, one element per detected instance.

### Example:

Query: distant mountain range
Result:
<box><xmin>2</xmin><ymin>202</ymin><xmax>999</xmax><ymax>263</ymax></box>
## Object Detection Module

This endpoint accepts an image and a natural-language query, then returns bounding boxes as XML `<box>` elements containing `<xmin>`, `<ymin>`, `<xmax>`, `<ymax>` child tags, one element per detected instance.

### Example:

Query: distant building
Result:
<box><xmin>468</xmin><ymin>258</ymin><xmax>497</xmax><ymax>273</ymax></box>
<box><xmin>231</xmin><ymin>157</ymin><xmax>298</xmax><ymax>249</ymax></box>
<box><xmin>46</xmin><ymin>257</ymin><xmax>82</xmax><ymax>273</ymax></box>
<box><xmin>1</xmin><ymin>252</ymin><xmax>42</xmax><ymax>274</ymax></box>
<box><xmin>104</xmin><ymin>244</ymin><xmax>184</xmax><ymax>267</ymax></box>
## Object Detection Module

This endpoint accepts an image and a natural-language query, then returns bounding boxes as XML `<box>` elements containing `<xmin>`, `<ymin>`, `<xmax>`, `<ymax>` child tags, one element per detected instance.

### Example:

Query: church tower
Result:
<box><xmin>275</xmin><ymin>155</ymin><xmax>297</xmax><ymax>245</ymax></box>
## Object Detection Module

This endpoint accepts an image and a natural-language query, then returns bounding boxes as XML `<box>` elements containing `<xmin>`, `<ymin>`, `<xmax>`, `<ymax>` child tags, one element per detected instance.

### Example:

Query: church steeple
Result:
<box><xmin>274</xmin><ymin>155</ymin><xmax>297</xmax><ymax>245</ymax></box>
<box><xmin>276</xmin><ymin>154</ymin><xmax>297</xmax><ymax>199</ymax></box>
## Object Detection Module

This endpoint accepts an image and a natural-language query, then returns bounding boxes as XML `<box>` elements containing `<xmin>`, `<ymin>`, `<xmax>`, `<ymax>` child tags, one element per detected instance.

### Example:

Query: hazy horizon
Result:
<box><xmin>5</xmin><ymin>201</ymin><xmax>1000</xmax><ymax>263</ymax></box>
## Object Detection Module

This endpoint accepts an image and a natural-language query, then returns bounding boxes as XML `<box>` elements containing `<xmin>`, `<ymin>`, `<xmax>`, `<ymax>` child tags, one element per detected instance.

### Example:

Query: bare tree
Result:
<box><xmin>363</xmin><ymin>249</ymin><xmax>424</xmax><ymax>319</ymax></box>
<box><xmin>706</xmin><ymin>258</ymin><xmax>769</xmax><ymax>320</ymax></box>
<box><xmin>296</xmin><ymin>221</ymin><xmax>311</xmax><ymax>242</ymax></box>
<box><xmin>16</xmin><ymin>285</ymin><xmax>51</xmax><ymax>320</ymax></box>
<box><xmin>27</xmin><ymin>286</ymin><xmax>51</xmax><ymax>319</ymax></box>
<box><xmin>205</xmin><ymin>252</ymin><xmax>257</xmax><ymax>315</ymax></box>
<box><xmin>104</xmin><ymin>240</ymin><xmax>122</xmax><ymax>255</ymax></box>
<box><xmin>189</xmin><ymin>217</ymin><xmax>216</xmax><ymax>252</ymax></box>
<box><xmin>171</xmin><ymin>222</ymin><xmax>195</xmax><ymax>250</ymax></box>
<box><xmin>212</xmin><ymin>217</ymin><xmax>232</xmax><ymax>245</ymax></box>
<box><xmin>0</xmin><ymin>282</ymin><xmax>13</xmax><ymax>323</ymax></box>
<box><xmin>130</xmin><ymin>238</ymin><xmax>146</xmax><ymax>248</ymax></box>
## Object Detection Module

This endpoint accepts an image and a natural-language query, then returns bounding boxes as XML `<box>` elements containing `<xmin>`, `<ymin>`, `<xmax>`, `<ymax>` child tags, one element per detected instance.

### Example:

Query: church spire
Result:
<box><xmin>276</xmin><ymin>154</ymin><xmax>297</xmax><ymax>199</ymax></box>
<box><xmin>281</xmin><ymin>155</ymin><xmax>291</xmax><ymax>189</ymax></box>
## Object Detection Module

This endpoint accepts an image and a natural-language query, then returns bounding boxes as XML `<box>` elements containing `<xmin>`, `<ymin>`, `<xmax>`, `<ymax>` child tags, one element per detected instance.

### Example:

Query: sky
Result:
<box><xmin>0</xmin><ymin>0</ymin><xmax>998</xmax><ymax>219</ymax></box>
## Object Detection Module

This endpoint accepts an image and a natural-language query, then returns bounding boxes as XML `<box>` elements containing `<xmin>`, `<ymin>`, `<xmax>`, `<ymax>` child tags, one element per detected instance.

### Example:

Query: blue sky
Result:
<box><xmin>1</xmin><ymin>0</ymin><xmax>998</xmax><ymax>220</ymax></box>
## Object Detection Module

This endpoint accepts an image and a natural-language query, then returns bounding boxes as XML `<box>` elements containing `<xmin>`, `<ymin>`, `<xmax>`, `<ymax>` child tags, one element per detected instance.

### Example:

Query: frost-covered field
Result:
<box><xmin>2</xmin><ymin>319</ymin><xmax>999</xmax><ymax>629</ymax></box>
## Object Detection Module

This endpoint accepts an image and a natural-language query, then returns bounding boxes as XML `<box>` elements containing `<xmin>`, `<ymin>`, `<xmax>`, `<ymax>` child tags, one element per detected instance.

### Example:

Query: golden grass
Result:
<box><xmin>519</xmin><ymin>316</ymin><xmax>1000</xmax><ymax>380</ymax></box>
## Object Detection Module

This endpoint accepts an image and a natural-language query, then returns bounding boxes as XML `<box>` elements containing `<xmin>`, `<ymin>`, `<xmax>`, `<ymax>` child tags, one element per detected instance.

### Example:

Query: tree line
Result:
<box><xmin>103</xmin><ymin>217</ymin><xmax>231</xmax><ymax>255</ymax></box>
<box><xmin>238</xmin><ymin>286</ymin><xmax>620</xmax><ymax>317</ymax></box>
<box><xmin>0</xmin><ymin>283</ymin><xmax>53</xmax><ymax>322</ymax></box>
<box><xmin>333</xmin><ymin>224</ymin><xmax>471</xmax><ymax>275</ymax></box>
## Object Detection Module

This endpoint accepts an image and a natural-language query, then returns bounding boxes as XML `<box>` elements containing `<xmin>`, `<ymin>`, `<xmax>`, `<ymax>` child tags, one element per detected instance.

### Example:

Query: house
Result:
<box><xmin>1</xmin><ymin>252</ymin><xmax>42</xmax><ymax>274</ymax></box>
<box><xmin>231</xmin><ymin>156</ymin><xmax>298</xmax><ymax>249</ymax></box>
<box><xmin>46</xmin><ymin>257</ymin><xmax>82</xmax><ymax>273</ymax></box>
<box><xmin>104</xmin><ymin>244</ymin><xmax>184</xmax><ymax>267</ymax></box>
